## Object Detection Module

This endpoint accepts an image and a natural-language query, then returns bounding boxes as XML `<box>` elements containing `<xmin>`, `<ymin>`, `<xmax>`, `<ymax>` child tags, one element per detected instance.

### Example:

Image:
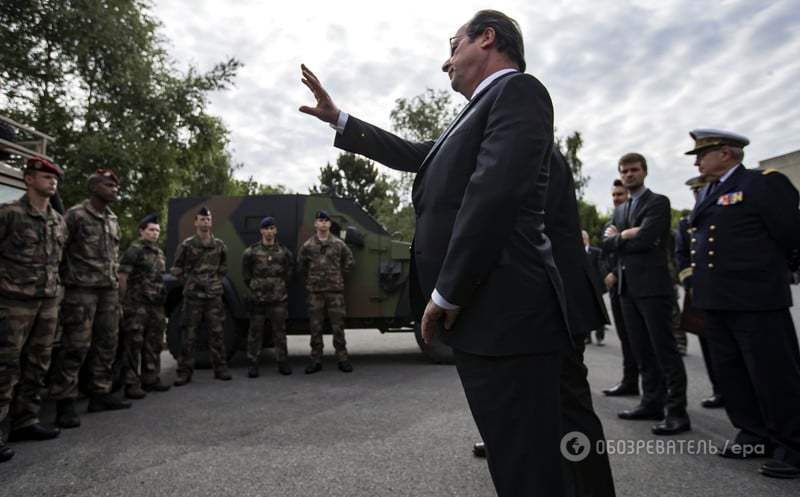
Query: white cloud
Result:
<box><xmin>152</xmin><ymin>0</ymin><xmax>800</xmax><ymax>215</ymax></box>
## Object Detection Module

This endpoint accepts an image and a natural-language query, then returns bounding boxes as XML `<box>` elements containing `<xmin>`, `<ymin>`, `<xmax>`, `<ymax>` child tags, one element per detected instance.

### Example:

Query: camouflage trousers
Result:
<box><xmin>307</xmin><ymin>291</ymin><xmax>348</xmax><ymax>361</ymax></box>
<box><xmin>49</xmin><ymin>287</ymin><xmax>120</xmax><ymax>399</ymax></box>
<box><xmin>248</xmin><ymin>301</ymin><xmax>289</xmax><ymax>363</ymax></box>
<box><xmin>178</xmin><ymin>297</ymin><xmax>227</xmax><ymax>376</ymax></box>
<box><xmin>0</xmin><ymin>297</ymin><xmax>58</xmax><ymax>429</ymax></box>
<box><xmin>121</xmin><ymin>301</ymin><xmax>165</xmax><ymax>388</ymax></box>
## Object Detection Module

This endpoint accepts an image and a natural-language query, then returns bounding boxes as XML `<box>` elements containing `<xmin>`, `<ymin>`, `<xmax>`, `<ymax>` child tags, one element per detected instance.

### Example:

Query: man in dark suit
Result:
<box><xmin>583</xmin><ymin>229</ymin><xmax>606</xmax><ymax>345</ymax></box>
<box><xmin>602</xmin><ymin>153</ymin><xmax>690</xmax><ymax>435</ymax></box>
<box><xmin>685</xmin><ymin>129</ymin><xmax>800</xmax><ymax>479</ymax></box>
<box><xmin>474</xmin><ymin>150</ymin><xmax>616</xmax><ymax>497</ymax></box>
<box><xmin>601</xmin><ymin>180</ymin><xmax>640</xmax><ymax>397</ymax></box>
<box><xmin>299</xmin><ymin>10</ymin><xmax>571</xmax><ymax>496</ymax></box>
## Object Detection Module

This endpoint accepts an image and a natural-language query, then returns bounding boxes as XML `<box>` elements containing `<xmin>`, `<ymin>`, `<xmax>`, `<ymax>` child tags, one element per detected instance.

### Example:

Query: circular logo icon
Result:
<box><xmin>561</xmin><ymin>431</ymin><xmax>591</xmax><ymax>462</ymax></box>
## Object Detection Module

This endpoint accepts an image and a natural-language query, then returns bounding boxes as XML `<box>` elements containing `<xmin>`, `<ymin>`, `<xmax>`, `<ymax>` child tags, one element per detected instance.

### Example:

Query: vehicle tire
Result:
<box><xmin>167</xmin><ymin>300</ymin><xmax>242</xmax><ymax>369</ymax></box>
<box><xmin>413</xmin><ymin>322</ymin><xmax>454</xmax><ymax>365</ymax></box>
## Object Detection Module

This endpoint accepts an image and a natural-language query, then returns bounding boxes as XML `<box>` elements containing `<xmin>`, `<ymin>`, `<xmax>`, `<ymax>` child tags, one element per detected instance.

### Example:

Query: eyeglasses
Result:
<box><xmin>449</xmin><ymin>35</ymin><xmax>465</xmax><ymax>56</ymax></box>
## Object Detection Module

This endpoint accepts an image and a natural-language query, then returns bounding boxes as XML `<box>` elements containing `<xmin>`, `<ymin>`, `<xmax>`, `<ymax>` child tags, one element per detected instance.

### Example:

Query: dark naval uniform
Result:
<box><xmin>689</xmin><ymin>165</ymin><xmax>800</xmax><ymax>469</ymax></box>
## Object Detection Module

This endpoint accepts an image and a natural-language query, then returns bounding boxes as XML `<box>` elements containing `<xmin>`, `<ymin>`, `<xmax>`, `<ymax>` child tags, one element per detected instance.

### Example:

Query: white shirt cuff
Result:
<box><xmin>329</xmin><ymin>111</ymin><xmax>349</xmax><ymax>134</ymax></box>
<box><xmin>432</xmin><ymin>289</ymin><xmax>459</xmax><ymax>310</ymax></box>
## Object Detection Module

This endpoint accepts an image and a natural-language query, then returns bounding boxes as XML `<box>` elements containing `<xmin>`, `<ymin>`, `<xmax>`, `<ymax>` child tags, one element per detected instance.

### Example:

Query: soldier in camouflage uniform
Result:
<box><xmin>242</xmin><ymin>216</ymin><xmax>293</xmax><ymax>377</ymax></box>
<box><xmin>0</xmin><ymin>158</ymin><xmax>65</xmax><ymax>463</ymax></box>
<box><xmin>171</xmin><ymin>206</ymin><xmax>232</xmax><ymax>385</ymax></box>
<box><xmin>49</xmin><ymin>169</ymin><xmax>132</xmax><ymax>429</ymax></box>
<box><xmin>298</xmin><ymin>210</ymin><xmax>355</xmax><ymax>374</ymax></box>
<box><xmin>118</xmin><ymin>214</ymin><xmax>171</xmax><ymax>399</ymax></box>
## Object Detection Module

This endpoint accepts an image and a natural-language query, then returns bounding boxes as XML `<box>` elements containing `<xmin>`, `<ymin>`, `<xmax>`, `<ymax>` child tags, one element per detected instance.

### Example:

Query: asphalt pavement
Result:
<box><xmin>3</xmin><ymin>292</ymin><xmax>800</xmax><ymax>497</ymax></box>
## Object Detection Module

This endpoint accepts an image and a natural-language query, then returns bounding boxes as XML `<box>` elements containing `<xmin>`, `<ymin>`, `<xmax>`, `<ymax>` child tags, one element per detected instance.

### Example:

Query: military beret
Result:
<box><xmin>88</xmin><ymin>168</ymin><xmax>120</xmax><ymax>185</ymax></box>
<box><xmin>138</xmin><ymin>213</ymin><xmax>159</xmax><ymax>228</ymax></box>
<box><xmin>260</xmin><ymin>216</ymin><xmax>275</xmax><ymax>228</ymax></box>
<box><xmin>197</xmin><ymin>206</ymin><xmax>212</xmax><ymax>217</ymax></box>
<box><xmin>685</xmin><ymin>129</ymin><xmax>750</xmax><ymax>155</ymax></box>
<box><xmin>684</xmin><ymin>175</ymin><xmax>709</xmax><ymax>189</ymax></box>
<box><xmin>315</xmin><ymin>210</ymin><xmax>330</xmax><ymax>220</ymax></box>
<box><xmin>24</xmin><ymin>156</ymin><xmax>63</xmax><ymax>176</ymax></box>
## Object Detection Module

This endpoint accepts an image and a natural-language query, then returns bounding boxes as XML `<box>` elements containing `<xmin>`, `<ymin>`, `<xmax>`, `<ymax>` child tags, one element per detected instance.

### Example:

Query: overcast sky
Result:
<box><xmin>152</xmin><ymin>0</ymin><xmax>800</xmax><ymax>212</ymax></box>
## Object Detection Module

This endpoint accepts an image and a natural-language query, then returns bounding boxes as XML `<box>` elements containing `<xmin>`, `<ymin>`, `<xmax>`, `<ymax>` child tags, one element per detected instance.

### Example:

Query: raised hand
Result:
<box><xmin>298</xmin><ymin>64</ymin><xmax>340</xmax><ymax>125</ymax></box>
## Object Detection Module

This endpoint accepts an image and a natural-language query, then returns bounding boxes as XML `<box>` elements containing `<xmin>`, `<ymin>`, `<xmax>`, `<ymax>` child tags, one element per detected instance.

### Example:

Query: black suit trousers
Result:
<box><xmin>704</xmin><ymin>309</ymin><xmax>800</xmax><ymax>465</ymax></box>
<box><xmin>454</xmin><ymin>349</ymin><xmax>564</xmax><ymax>497</ymax></box>
<box><xmin>561</xmin><ymin>340</ymin><xmax>616</xmax><ymax>497</ymax></box>
<box><xmin>621</xmin><ymin>295</ymin><xmax>687</xmax><ymax>414</ymax></box>
<box><xmin>610</xmin><ymin>291</ymin><xmax>638</xmax><ymax>384</ymax></box>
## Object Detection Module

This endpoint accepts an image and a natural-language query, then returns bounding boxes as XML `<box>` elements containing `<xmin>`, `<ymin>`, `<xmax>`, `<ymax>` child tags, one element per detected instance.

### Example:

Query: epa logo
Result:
<box><xmin>561</xmin><ymin>431</ymin><xmax>591</xmax><ymax>461</ymax></box>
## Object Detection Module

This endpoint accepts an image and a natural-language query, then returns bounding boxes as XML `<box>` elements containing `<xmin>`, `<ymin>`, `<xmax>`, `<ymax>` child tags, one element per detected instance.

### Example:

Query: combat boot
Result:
<box><xmin>247</xmin><ymin>362</ymin><xmax>260</xmax><ymax>378</ymax></box>
<box><xmin>174</xmin><ymin>373</ymin><xmax>192</xmax><ymax>386</ymax></box>
<box><xmin>8</xmin><ymin>423</ymin><xmax>61</xmax><ymax>442</ymax></box>
<box><xmin>277</xmin><ymin>361</ymin><xmax>292</xmax><ymax>375</ymax></box>
<box><xmin>55</xmin><ymin>399</ymin><xmax>81</xmax><ymax>429</ymax></box>
<box><xmin>88</xmin><ymin>393</ymin><xmax>132</xmax><ymax>412</ymax></box>
<box><xmin>305</xmin><ymin>361</ymin><xmax>322</xmax><ymax>374</ymax></box>
<box><xmin>142</xmin><ymin>380</ymin><xmax>171</xmax><ymax>392</ymax></box>
<box><xmin>214</xmin><ymin>368</ymin><xmax>233</xmax><ymax>381</ymax></box>
<box><xmin>337</xmin><ymin>360</ymin><xmax>354</xmax><ymax>373</ymax></box>
<box><xmin>124</xmin><ymin>385</ymin><xmax>147</xmax><ymax>400</ymax></box>
<box><xmin>0</xmin><ymin>440</ymin><xmax>13</xmax><ymax>463</ymax></box>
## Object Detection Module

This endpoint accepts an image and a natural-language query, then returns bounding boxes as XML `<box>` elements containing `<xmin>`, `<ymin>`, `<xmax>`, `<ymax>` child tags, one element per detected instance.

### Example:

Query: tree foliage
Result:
<box><xmin>556</xmin><ymin>130</ymin><xmax>590</xmax><ymax>199</ymax></box>
<box><xmin>0</xmin><ymin>0</ymin><xmax>277</xmax><ymax>246</ymax></box>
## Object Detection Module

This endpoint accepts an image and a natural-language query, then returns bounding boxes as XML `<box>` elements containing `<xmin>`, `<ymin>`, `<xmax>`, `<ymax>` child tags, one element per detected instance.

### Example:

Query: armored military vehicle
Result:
<box><xmin>163</xmin><ymin>194</ymin><xmax>453</xmax><ymax>364</ymax></box>
<box><xmin>1</xmin><ymin>114</ymin><xmax>55</xmax><ymax>201</ymax></box>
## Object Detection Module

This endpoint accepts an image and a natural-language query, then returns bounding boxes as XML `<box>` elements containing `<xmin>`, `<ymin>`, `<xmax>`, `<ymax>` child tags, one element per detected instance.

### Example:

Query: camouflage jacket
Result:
<box><xmin>0</xmin><ymin>194</ymin><xmax>66</xmax><ymax>299</ymax></box>
<box><xmin>119</xmin><ymin>239</ymin><xmax>166</xmax><ymax>304</ymax></box>
<box><xmin>61</xmin><ymin>199</ymin><xmax>120</xmax><ymax>289</ymax></box>
<box><xmin>242</xmin><ymin>241</ymin><xmax>293</xmax><ymax>303</ymax></box>
<box><xmin>298</xmin><ymin>234</ymin><xmax>354</xmax><ymax>293</ymax></box>
<box><xmin>171</xmin><ymin>235</ymin><xmax>227</xmax><ymax>299</ymax></box>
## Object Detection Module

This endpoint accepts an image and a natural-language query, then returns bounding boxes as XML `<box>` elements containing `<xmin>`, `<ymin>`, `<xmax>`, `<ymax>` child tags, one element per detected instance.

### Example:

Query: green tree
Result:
<box><xmin>556</xmin><ymin>130</ymin><xmax>590</xmax><ymax>199</ymax></box>
<box><xmin>0</xmin><ymin>0</ymin><xmax>253</xmax><ymax>246</ymax></box>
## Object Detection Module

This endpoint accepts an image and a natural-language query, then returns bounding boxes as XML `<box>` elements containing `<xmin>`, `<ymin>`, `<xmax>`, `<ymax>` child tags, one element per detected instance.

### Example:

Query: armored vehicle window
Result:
<box><xmin>0</xmin><ymin>183</ymin><xmax>23</xmax><ymax>203</ymax></box>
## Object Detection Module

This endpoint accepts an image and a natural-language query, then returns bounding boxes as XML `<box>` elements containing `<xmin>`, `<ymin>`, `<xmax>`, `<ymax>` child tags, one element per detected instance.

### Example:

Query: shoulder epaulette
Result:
<box><xmin>762</xmin><ymin>168</ymin><xmax>780</xmax><ymax>175</ymax></box>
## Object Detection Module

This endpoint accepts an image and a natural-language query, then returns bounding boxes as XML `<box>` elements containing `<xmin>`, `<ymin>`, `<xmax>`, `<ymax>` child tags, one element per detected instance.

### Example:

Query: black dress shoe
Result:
<box><xmin>88</xmin><ymin>393</ymin><xmax>132</xmax><ymax>412</ymax></box>
<box><xmin>214</xmin><ymin>369</ymin><xmax>233</xmax><ymax>381</ymax></box>
<box><xmin>473</xmin><ymin>442</ymin><xmax>486</xmax><ymax>458</ymax></box>
<box><xmin>247</xmin><ymin>364</ymin><xmax>260</xmax><ymax>378</ymax></box>
<box><xmin>174</xmin><ymin>374</ymin><xmax>192</xmax><ymax>387</ymax></box>
<box><xmin>337</xmin><ymin>360</ymin><xmax>354</xmax><ymax>373</ymax></box>
<box><xmin>305</xmin><ymin>362</ymin><xmax>322</xmax><ymax>374</ymax></box>
<box><xmin>618</xmin><ymin>405</ymin><xmax>664</xmax><ymax>421</ymax></box>
<box><xmin>652</xmin><ymin>416</ymin><xmax>691</xmax><ymax>435</ymax></box>
<box><xmin>8</xmin><ymin>423</ymin><xmax>61</xmax><ymax>442</ymax></box>
<box><xmin>760</xmin><ymin>459</ymin><xmax>800</xmax><ymax>479</ymax></box>
<box><xmin>277</xmin><ymin>362</ymin><xmax>292</xmax><ymax>375</ymax></box>
<box><xmin>701</xmin><ymin>394</ymin><xmax>724</xmax><ymax>408</ymax></box>
<box><xmin>55</xmin><ymin>399</ymin><xmax>81</xmax><ymax>429</ymax></box>
<box><xmin>0</xmin><ymin>444</ymin><xmax>13</xmax><ymax>463</ymax></box>
<box><xmin>603</xmin><ymin>382</ymin><xmax>639</xmax><ymax>397</ymax></box>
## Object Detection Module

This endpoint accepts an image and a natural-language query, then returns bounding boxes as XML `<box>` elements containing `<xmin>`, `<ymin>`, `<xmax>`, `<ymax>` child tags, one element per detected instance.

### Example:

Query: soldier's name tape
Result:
<box><xmin>559</xmin><ymin>431</ymin><xmax>765</xmax><ymax>461</ymax></box>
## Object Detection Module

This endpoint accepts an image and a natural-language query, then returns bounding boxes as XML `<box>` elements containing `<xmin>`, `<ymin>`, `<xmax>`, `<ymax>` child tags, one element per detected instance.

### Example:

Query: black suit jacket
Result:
<box><xmin>602</xmin><ymin>188</ymin><xmax>673</xmax><ymax>298</ymax></box>
<box><xmin>586</xmin><ymin>246</ymin><xmax>606</xmax><ymax>294</ymax></box>
<box><xmin>546</xmin><ymin>151</ymin><xmax>608</xmax><ymax>336</ymax></box>
<box><xmin>689</xmin><ymin>166</ymin><xmax>800</xmax><ymax>310</ymax></box>
<box><xmin>335</xmin><ymin>73</ymin><xmax>569</xmax><ymax>356</ymax></box>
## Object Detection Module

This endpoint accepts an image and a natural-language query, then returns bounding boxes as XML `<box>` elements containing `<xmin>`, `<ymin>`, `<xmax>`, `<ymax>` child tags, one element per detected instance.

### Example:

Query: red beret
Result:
<box><xmin>25</xmin><ymin>156</ymin><xmax>64</xmax><ymax>176</ymax></box>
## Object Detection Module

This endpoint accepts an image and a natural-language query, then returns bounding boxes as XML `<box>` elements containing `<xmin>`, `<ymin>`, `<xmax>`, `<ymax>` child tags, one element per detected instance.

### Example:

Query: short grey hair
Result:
<box><xmin>465</xmin><ymin>10</ymin><xmax>526</xmax><ymax>72</ymax></box>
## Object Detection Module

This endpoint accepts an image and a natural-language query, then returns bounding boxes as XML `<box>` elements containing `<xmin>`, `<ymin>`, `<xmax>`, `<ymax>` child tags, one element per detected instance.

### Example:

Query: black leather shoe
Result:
<box><xmin>0</xmin><ymin>444</ymin><xmax>13</xmax><ymax>463</ymax></box>
<box><xmin>603</xmin><ymin>382</ymin><xmax>639</xmax><ymax>397</ymax></box>
<box><xmin>278</xmin><ymin>362</ymin><xmax>293</xmax><ymax>375</ymax></box>
<box><xmin>618</xmin><ymin>405</ymin><xmax>664</xmax><ymax>421</ymax></box>
<box><xmin>652</xmin><ymin>416</ymin><xmax>691</xmax><ymax>435</ymax></box>
<box><xmin>473</xmin><ymin>442</ymin><xmax>486</xmax><ymax>458</ymax></box>
<box><xmin>8</xmin><ymin>423</ymin><xmax>61</xmax><ymax>442</ymax></box>
<box><xmin>124</xmin><ymin>385</ymin><xmax>147</xmax><ymax>400</ymax></box>
<box><xmin>142</xmin><ymin>381</ymin><xmax>171</xmax><ymax>392</ymax></box>
<box><xmin>88</xmin><ymin>393</ymin><xmax>132</xmax><ymax>412</ymax></box>
<box><xmin>760</xmin><ymin>459</ymin><xmax>800</xmax><ymax>479</ymax></box>
<box><xmin>55</xmin><ymin>399</ymin><xmax>81</xmax><ymax>429</ymax></box>
<box><xmin>214</xmin><ymin>369</ymin><xmax>233</xmax><ymax>381</ymax></box>
<box><xmin>337</xmin><ymin>360</ymin><xmax>354</xmax><ymax>373</ymax></box>
<box><xmin>701</xmin><ymin>394</ymin><xmax>724</xmax><ymax>408</ymax></box>
<box><xmin>305</xmin><ymin>362</ymin><xmax>322</xmax><ymax>374</ymax></box>
<box><xmin>247</xmin><ymin>363</ymin><xmax>260</xmax><ymax>378</ymax></box>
